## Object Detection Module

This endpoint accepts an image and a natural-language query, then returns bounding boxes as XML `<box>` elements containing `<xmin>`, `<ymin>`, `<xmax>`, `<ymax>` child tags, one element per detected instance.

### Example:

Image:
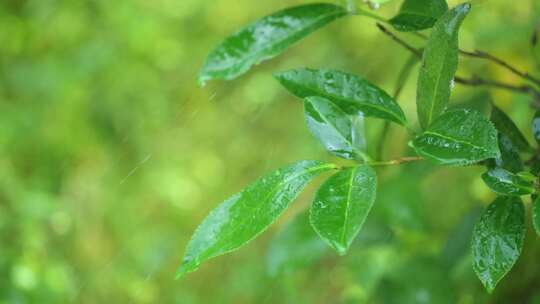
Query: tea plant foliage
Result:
<box><xmin>179</xmin><ymin>0</ymin><xmax>540</xmax><ymax>295</ymax></box>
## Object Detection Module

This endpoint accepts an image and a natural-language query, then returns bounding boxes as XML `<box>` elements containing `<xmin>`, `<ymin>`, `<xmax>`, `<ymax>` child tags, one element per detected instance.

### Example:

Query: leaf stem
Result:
<box><xmin>354</xmin><ymin>7</ymin><xmax>388</xmax><ymax>23</ymax></box>
<box><xmin>367</xmin><ymin>156</ymin><xmax>424</xmax><ymax>166</ymax></box>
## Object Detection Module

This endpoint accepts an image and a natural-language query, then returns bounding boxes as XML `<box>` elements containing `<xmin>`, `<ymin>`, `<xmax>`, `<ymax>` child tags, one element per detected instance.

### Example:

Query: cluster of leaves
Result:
<box><xmin>178</xmin><ymin>0</ymin><xmax>540</xmax><ymax>294</ymax></box>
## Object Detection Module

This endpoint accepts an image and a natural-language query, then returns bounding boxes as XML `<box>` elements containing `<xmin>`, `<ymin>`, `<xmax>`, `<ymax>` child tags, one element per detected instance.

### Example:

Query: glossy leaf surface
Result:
<box><xmin>177</xmin><ymin>160</ymin><xmax>336</xmax><ymax>278</ymax></box>
<box><xmin>304</xmin><ymin>96</ymin><xmax>363</xmax><ymax>160</ymax></box>
<box><xmin>198</xmin><ymin>4</ymin><xmax>347</xmax><ymax>85</ymax></box>
<box><xmin>266</xmin><ymin>211</ymin><xmax>328</xmax><ymax>276</ymax></box>
<box><xmin>533</xmin><ymin>196</ymin><xmax>540</xmax><ymax>237</ymax></box>
<box><xmin>389</xmin><ymin>0</ymin><xmax>448</xmax><ymax>32</ymax></box>
<box><xmin>411</xmin><ymin>109</ymin><xmax>499</xmax><ymax>165</ymax></box>
<box><xmin>490</xmin><ymin>133</ymin><xmax>523</xmax><ymax>173</ymax></box>
<box><xmin>491</xmin><ymin>106</ymin><xmax>530</xmax><ymax>152</ymax></box>
<box><xmin>416</xmin><ymin>3</ymin><xmax>471</xmax><ymax>129</ymax></box>
<box><xmin>275</xmin><ymin>68</ymin><xmax>407</xmax><ymax>125</ymax></box>
<box><xmin>481</xmin><ymin>168</ymin><xmax>534</xmax><ymax>196</ymax></box>
<box><xmin>310</xmin><ymin>165</ymin><xmax>377</xmax><ymax>255</ymax></box>
<box><xmin>472</xmin><ymin>196</ymin><xmax>525</xmax><ymax>293</ymax></box>
<box><xmin>532</xmin><ymin>108</ymin><xmax>540</xmax><ymax>145</ymax></box>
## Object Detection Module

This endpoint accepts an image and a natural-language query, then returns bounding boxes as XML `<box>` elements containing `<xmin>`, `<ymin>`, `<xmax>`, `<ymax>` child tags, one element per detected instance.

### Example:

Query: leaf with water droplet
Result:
<box><xmin>198</xmin><ymin>3</ymin><xmax>347</xmax><ymax>85</ymax></box>
<box><xmin>481</xmin><ymin>168</ymin><xmax>534</xmax><ymax>196</ymax></box>
<box><xmin>472</xmin><ymin>196</ymin><xmax>525</xmax><ymax>293</ymax></box>
<box><xmin>304</xmin><ymin>96</ymin><xmax>367</xmax><ymax>160</ymax></box>
<box><xmin>532</xmin><ymin>108</ymin><xmax>540</xmax><ymax>146</ymax></box>
<box><xmin>416</xmin><ymin>3</ymin><xmax>471</xmax><ymax>129</ymax></box>
<box><xmin>491</xmin><ymin>106</ymin><xmax>531</xmax><ymax>152</ymax></box>
<box><xmin>533</xmin><ymin>196</ymin><xmax>540</xmax><ymax>237</ymax></box>
<box><xmin>177</xmin><ymin>160</ymin><xmax>336</xmax><ymax>278</ymax></box>
<box><xmin>275</xmin><ymin>68</ymin><xmax>407</xmax><ymax>125</ymax></box>
<box><xmin>411</xmin><ymin>109</ymin><xmax>499</xmax><ymax>165</ymax></box>
<box><xmin>310</xmin><ymin>165</ymin><xmax>377</xmax><ymax>255</ymax></box>
<box><xmin>389</xmin><ymin>0</ymin><xmax>448</xmax><ymax>32</ymax></box>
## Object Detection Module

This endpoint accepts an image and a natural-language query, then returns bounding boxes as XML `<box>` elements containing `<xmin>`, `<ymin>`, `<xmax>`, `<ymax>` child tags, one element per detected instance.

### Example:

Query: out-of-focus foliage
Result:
<box><xmin>1</xmin><ymin>0</ymin><xmax>540</xmax><ymax>303</ymax></box>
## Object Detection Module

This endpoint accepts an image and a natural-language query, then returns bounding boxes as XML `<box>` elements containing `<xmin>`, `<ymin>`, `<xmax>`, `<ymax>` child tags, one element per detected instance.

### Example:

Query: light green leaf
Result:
<box><xmin>416</xmin><ymin>3</ymin><xmax>471</xmax><ymax>129</ymax></box>
<box><xmin>481</xmin><ymin>168</ymin><xmax>534</xmax><ymax>196</ymax></box>
<box><xmin>411</xmin><ymin>109</ymin><xmax>499</xmax><ymax>165</ymax></box>
<box><xmin>177</xmin><ymin>160</ymin><xmax>336</xmax><ymax>278</ymax></box>
<box><xmin>533</xmin><ymin>196</ymin><xmax>540</xmax><ymax>237</ymax></box>
<box><xmin>389</xmin><ymin>0</ymin><xmax>448</xmax><ymax>32</ymax></box>
<box><xmin>310</xmin><ymin>165</ymin><xmax>377</xmax><ymax>255</ymax></box>
<box><xmin>472</xmin><ymin>196</ymin><xmax>525</xmax><ymax>293</ymax></box>
<box><xmin>304</xmin><ymin>96</ymin><xmax>367</xmax><ymax>160</ymax></box>
<box><xmin>491</xmin><ymin>106</ymin><xmax>531</xmax><ymax>152</ymax></box>
<box><xmin>266</xmin><ymin>211</ymin><xmax>328</xmax><ymax>276</ymax></box>
<box><xmin>275</xmin><ymin>68</ymin><xmax>407</xmax><ymax>125</ymax></box>
<box><xmin>198</xmin><ymin>4</ymin><xmax>347</xmax><ymax>85</ymax></box>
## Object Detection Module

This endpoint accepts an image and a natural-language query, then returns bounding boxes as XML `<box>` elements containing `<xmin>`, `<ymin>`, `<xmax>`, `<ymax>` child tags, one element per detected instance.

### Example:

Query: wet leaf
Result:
<box><xmin>389</xmin><ymin>0</ymin><xmax>448</xmax><ymax>32</ymax></box>
<box><xmin>304</xmin><ymin>96</ymin><xmax>365</xmax><ymax>160</ymax></box>
<box><xmin>266</xmin><ymin>211</ymin><xmax>328</xmax><ymax>276</ymax></box>
<box><xmin>416</xmin><ymin>3</ymin><xmax>471</xmax><ymax>129</ymax></box>
<box><xmin>533</xmin><ymin>196</ymin><xmax>540</xmax><ymax>237</ymax></box>
<box><xmin>177</xmin><ymin>160</ymin><xmax>336</xmax><ymax>278</ymax></box>
<box><xmin>491</xmin><ymin>106</ymin><xmax>530</xmax><ymax>152</ymax></box>
<box><xmin>481</xmin><ymin>168</ymin><xmax>534</xmax><ymax>196</ymax></box>
<box><xmin>310</xmin><ymin>165</ymin><xmax>377</xmax><ymax>255</ymax></box>
<box><xmin>532</xmin><ymin>108</ymin><xmax>540</xmax><ymax>146</ymax></box>
<box><xmin>489</xmin><ymin>133</ymin><xmax>523</xmax><ymax>173</ymax></box>
<box><xmin>411</xmin><ymin>109</ymin><xmax>499</xmax><ymax>165</ymax></box>
<box><xmin>275</xmin><ymin>68</ymin><xmax>407</xmax><ymax>125</ymax></box>
<box><xmin>198</xmin><ymin>3</ymin><xmax>347</xmax><ymax>85</ymax></box>
<box><xmin>472</xmin><ymin>196</ymin><xmax>525</xmax><ymax>293</ymax></box>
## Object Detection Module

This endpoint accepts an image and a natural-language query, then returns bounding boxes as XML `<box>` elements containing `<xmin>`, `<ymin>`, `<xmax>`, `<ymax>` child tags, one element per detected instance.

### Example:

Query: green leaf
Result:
<box><xmin>491</xmin><ymin>106</ymin><xmax>531</xmax><ymax>152</ymax></box>
<box><xmin>177</xmin><ymin>160</ymin><xmax>336</xmax><ymax>278</ymax></box>
<box><xmin>489</xmin><ymin>133</ymin><xmax>524</xmax><ymax>173</ymax></box>
<box><xmin>472</xmin><ymin>196</ymin><xmax>525</xmax><ymax>293</ymax></box>
<box><xmin>304</xmin><ymin>96</ymin><xmax>367</xmax><ymax>160</ymax></box>
<box><xmin>310</xmin><ymin>165</ymin><xmax>377</xmax><ymax>255</ymax></box>
<box><xmin>198</xmin><ymin>4</ymin><xmax>347</xmax><ymax>85</ymax></box>
<box><xmin>266</xmin><ymin>211</ymin><xmax>328</xmax><ymax>276</ymax></box>
<box><xmin>416</xmin><ymin>3</ymin><xmax>471</xmax><ymax>129</ymax></box>
<box><xmin>275</xmin><ymin>68</ymin><xmax>407</xmax><ymax>125</ymax></box>
<box><xmin>411</xmin><ymin>109</ymin><xmax>499</xmax><ymax>165</ymax></box>
<box><xmin>389</xmin><ymin>0</ymin><xmax>448</xmax><ymax>32</ymax></box>
<box><xmin>481</xmin><ymin>168</ymin><xmax>535</xmax><ymax>196</ymax></box>
<box><xmin>533</xmin><ymin>195</ymin><xmax>540</xmax><ymax>237</ymax></box>
<box><xmin>532</xmin><ymin>108</ymin><xmax>540</xmax><ymax>146</ymax></box>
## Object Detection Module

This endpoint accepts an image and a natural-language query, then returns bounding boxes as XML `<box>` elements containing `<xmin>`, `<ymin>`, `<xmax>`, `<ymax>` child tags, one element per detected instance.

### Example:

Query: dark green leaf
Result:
<box><xmin>275</xmin><ymin>68</ymin><xmax>407</xmax><ymax>125</ymax></box>
<box><xmin>489</xmin><ymin>133</ymin><xmax>524</xmax><ymax>173</ymax></box>
<box><xmin>491</xmin><ymin>106</ymin><xmax>531</xmax><ymax>152</ymax></box>
<box><xmin>416</xmin><ymin>3</ymin><xmax>471</xmax><ymax>129</ymax></box>
<box><xmin>310</xmin><ymin>165</ymin><xmax>377</xmax><ymax>255</ymax></box>
<box><xmin>472</xmin><ymin>196</ymin><xmax>525</xmax><ymax>293</ymax></box>
<box><xmin>177</xmin><ymin>160</ymin><xmax>336</xmax><ymax>278</ymax></box>
<box><xmin>304</xmin><ymin>96</ymin><xmax>366</xmax><ymax>160</ymax></box>
<box><xmin>266</xmin><ymin>211</ymin><xmax>328</xmax><ymax>276</ymax></box>
<box><xmin>198</xmin><ymin>4</ymin><xmax>347</xmax><ymax>85</ymax></box>
<box><xmin>389</xmin><ymin>0</ymin><xmax>448</xmax><ymax>32</ymax></box>
<box><xmin>533</xmin><ymin>196</ymin><xmax>540</xmax><ymax>237</ymax></box>
<box><xmin>532</xmin><ymin>108</ymin><xmax>540</xmax><ymax>146</ymax></box>
<box><xmin>411</xmin><ymin>109</ymin><xmax>499</xmax><ymax>165</ymax></box>
<box><xmin>481</xmin><ymin>168</ymin><xmax>534</xmax><ymax>196</ymax></box>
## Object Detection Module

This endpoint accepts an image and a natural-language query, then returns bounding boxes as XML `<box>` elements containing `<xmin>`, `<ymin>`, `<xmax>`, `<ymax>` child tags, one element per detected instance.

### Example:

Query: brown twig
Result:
<box><xmin>376</xmin><ymin>23</ymin><xmax>540</xmax><ymax>100</ymax></box>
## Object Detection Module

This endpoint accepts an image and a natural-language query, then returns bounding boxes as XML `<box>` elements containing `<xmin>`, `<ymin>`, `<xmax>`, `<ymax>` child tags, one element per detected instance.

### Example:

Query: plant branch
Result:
<box><xmin>367</xmin><ymin>156</ymin><xmax>424</xmax><ymax>166</ymax></box>
<box><xmin>376</xmin><ymin>23</ymin><xmax>540</xmax><ymax>100</ymax></box>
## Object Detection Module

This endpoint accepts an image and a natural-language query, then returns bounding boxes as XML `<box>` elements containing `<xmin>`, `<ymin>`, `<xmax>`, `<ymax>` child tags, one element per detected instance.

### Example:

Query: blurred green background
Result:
<box><xmin>2</xmin><ymin>0</ymin><xmax>540</xmax><ymax>303</ymax></box>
